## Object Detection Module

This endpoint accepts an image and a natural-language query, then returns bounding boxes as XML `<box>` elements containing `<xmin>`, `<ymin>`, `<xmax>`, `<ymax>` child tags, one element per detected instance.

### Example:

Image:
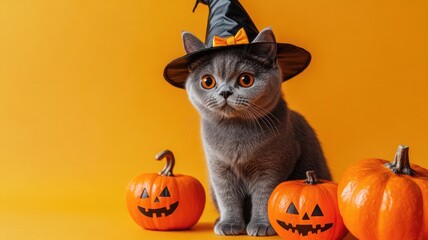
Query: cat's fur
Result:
<box><xmin>182</xmin><ymin>28</ymin><xmax>331</xmax><ymax>236</ymax></box>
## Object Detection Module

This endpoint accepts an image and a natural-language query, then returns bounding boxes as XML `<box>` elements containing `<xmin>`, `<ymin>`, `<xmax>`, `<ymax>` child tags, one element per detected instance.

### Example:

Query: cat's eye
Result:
<box><xmin>238</xmin><ymin>73</ymin><xmax>254</xmax><ymax>87</ymax></box>
<box><xmin>201</xmin><ymin>75</ymin><xmax>216</xmax><ymax>89</ymax></box>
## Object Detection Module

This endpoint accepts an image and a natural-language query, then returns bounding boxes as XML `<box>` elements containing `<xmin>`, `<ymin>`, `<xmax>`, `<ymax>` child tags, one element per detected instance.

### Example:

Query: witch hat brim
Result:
<box><xmin>163</xmin><ymin>0</ymin><xmax>311</xmax><ymax>89</ymax></box>
<box><xmin>164</xmin><ymin>42</ymin><xmax>311</xmax><ymax>88</ymax></box>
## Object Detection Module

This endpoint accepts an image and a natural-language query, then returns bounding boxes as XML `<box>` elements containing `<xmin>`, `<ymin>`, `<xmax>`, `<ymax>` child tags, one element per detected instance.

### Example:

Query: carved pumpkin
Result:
<box><xmin>338</xmin><ymin>145</ymin><xmax>428</xmax><ymax>240</ymax></box>
<box><xmin>268</xmin><ymin>171</ymin><xmax>348</xmax><ymax>240</ymax></box>
<box><xmin>126</xmin><ymin>150</ymin><xmax>206</xmax><ymax>230</ymax></box>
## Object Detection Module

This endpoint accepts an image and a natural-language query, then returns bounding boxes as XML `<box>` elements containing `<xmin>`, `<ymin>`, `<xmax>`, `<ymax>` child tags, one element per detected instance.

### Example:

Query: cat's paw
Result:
<box><xmin>246</xmin><ymin>222</ymin><xmax>276</xmax><ymax>236</ymax></box>
<box><xmin>214</xmin><ymin>220</ymin><xmax>246</xmax><ymax>236</ymax></box>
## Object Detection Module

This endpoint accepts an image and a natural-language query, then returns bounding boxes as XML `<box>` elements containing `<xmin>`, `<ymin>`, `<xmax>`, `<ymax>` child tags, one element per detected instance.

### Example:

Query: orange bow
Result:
<box><xmin>213</xmin><ymin>28</ymin><xmax>249</xmax><ymax>47</ymax></box>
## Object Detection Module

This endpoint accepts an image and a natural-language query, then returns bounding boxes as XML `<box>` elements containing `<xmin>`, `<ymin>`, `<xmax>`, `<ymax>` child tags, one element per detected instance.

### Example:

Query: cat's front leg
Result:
<box><xmin>209</xmin><ymin>161</ymin><xmax>246</xmax><ymax>235</ymax></box>
<box><xmin>246</xmin><ymin>177</ymin><xmax>277</xmax><ymax>236</ymax></box>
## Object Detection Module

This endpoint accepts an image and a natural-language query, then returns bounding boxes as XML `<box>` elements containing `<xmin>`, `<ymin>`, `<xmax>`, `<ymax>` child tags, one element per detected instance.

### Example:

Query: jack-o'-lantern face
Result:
<box><xmin>127</xmin><ymin>173</ymin><xmax>205</xmax><ymax>231</ymax></box>
<box><xmin>137</xmin><ymin>186</ymin><xmax>179</xmax><ymax>218</ymax></box>
<box><xmin>126</xmin><ymin>150</ymin><xmax>206</xmax><ymax>231</ymax></box>
<box><xmin>276</xmin><ymin>202</ymin><xmax>333</xmax><ymax>236</ymax></box>
<box><xmin>268</xmin><ymin>171</ymin><xmax>348</xmax><ymax>239</ymax></box>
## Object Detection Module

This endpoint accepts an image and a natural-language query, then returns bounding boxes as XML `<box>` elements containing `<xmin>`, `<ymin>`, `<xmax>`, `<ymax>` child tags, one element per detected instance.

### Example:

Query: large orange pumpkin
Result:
<box><xmin>338</xmin><ymin>145</ymin><xmax>428</xmax><ymax>240</ymax></box>
<box><xmin>126</xmin><ymin>150</ymin><xmax>206</xmax><ymax>230</ymax></box>
<box><xmin>268</xmin><ymin>171</ymin><xmax>348</xmax><ymax>240</ymax></box>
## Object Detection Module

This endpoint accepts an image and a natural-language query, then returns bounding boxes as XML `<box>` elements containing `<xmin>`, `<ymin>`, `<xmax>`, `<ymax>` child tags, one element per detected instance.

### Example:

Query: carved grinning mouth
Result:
<box><xmin>138</xmin><ymin>201</ymin><xmax>179</xmax><ymax>218</ymax></box>
<box><xmin>277</xmin><ymin>220</ymin><xmax>333</xmax><ymax>236</ymax></box>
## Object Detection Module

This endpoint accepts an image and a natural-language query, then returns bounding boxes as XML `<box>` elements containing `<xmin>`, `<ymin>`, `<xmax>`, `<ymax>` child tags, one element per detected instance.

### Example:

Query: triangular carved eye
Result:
<box><xmin>159</xmin><ymin>187</ymin><xmax>171</xmax><ymax>197</ymax></box>
<box><xmin>141</xmin><ymin>188</ymin><xmax>149</xmax><ymax>199</ymax></box>
<box><xmin>286</xmin><ymin>202</ymin><xmax>299</xmax><ymax>214</ymax></box>
<box><xmin>311</xmin><ymin>204</ymin><xmax>324</xmax><ymax>216</ymax></box>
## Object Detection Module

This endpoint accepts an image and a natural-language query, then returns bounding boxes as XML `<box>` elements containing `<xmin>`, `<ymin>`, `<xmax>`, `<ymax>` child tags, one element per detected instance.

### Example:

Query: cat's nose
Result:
<box><xmin>219</xmin><ymin>91</ymin><xmax>233</xmax><ymax>99</ymax></box>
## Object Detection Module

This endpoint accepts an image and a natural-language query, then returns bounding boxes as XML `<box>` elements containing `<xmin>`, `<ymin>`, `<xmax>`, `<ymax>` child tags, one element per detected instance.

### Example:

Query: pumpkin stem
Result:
<box><xmin>385</xmin><ymin>145</ymin><xmax>413</xmax><ymax>175</ymax></box>
<box><xmin>305</xmin><ymin>170</ymin><xmax>320</xmax><ymax>185</ymax></box>
<box><xmin>155</xmin><ymin>150</ymin><xmax>175</xmax><ymax>176</ymax></box>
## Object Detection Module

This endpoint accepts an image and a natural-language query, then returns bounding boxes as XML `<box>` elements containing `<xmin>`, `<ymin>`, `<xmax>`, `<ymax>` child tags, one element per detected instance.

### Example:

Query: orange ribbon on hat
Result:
<box><xmin>213</xmin><ymin>28</ymin><xmax>249</xmax><ymax>47</ymax></box>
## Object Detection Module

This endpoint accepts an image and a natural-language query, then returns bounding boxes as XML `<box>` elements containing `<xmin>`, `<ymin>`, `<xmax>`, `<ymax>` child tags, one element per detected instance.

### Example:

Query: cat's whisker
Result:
<box><xmin>251</xmin><ymin>105</ymin><xmax>280</xmax><ymax>135</ymax></box>
<box><xmin>231</xmin><ymin>99</ymin><xmax>278</xmax><ymax>135</ymax></box>
<box><xmin>248</xmin><ymin>102</ymin><xmax>281</xmax><ymax>124</ymax></box>
<box><xmin>232</xmin><ymin>99</ymin><xmax>261</xmax><ymax>131</ymax></box>
<box><xmin>243</xmin><ymin>108</ymin><xmax>264</xmax><ymax>133</ymax></box>
<box><xmin>206</xmin><ymin>98</ymin><xmax>218</xmax><ymax>108</ymax></box>
<box><xmin>245</xmin><ymin>105</ymin><xmax>279</xmax><ymax>136</ymax></box>
<box><xmin>246</xmin><ymin>103</ymin><xmax>281</xmax><ymax>136</ymax></box>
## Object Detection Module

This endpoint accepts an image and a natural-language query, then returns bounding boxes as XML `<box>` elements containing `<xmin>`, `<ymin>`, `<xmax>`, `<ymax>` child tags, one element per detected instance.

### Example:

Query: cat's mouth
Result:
<box><xmin>219</xmin><ymin>101</ymin><xmax>236</xmax><ymax>112</ymax></box>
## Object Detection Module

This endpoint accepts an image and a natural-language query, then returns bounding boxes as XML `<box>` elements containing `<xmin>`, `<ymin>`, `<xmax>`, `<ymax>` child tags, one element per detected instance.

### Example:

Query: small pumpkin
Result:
<box><xmin>126</xmin><ymin>150</ymin><xmax>206</xmax><ymax>230</ymax></box>
<box><xmin>338</xmin><ymin>145</ymin><xmax>428</xmax><ymax>240</ymax></box>
<box><xmin>268</xmin><ymin>171</ymin><xmax>348</xmax><ymax>240</ymax></box>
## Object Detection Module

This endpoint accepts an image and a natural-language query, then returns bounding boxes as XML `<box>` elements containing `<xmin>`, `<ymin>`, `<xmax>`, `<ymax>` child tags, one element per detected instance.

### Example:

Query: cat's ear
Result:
<box><xmin>182</xmin><ymin>31</ymin><xmax>207</xmax><ymax>54</ymax></box>
<box><xmin>250</xmin><ymin>27</ymin><xmax>278</xmax><ymax>66</ymax></box>
<box><xmin>252</xmin><ymin>27</ymin><xmax>277</xmax><ymax>44</ymax></box>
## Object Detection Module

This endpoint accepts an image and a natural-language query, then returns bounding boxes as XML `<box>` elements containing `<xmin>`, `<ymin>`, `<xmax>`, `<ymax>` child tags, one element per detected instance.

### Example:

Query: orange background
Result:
<box><xmin>1</xmin><ymin>0</ymin><xmax>427</xmax><ymax>239</ymax></box>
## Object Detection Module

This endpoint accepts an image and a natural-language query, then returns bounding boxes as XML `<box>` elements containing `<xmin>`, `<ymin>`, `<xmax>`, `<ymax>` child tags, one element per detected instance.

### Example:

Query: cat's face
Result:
<box><xmin>185</xmin><ymin>49</ymin><xmax>281</xmax><ymax>120</ymax></box>
<box><xmin>183</xmin><ymin>28</ymin><xmax>283</xmax><ymax>120</ymax></box>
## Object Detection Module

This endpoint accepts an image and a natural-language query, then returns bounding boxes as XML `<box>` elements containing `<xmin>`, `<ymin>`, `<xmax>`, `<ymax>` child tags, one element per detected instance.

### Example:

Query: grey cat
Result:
<box><xmin>182</xmin><ymin>28</ymin><xmax>331</xmax><ymax>236</ymax></box>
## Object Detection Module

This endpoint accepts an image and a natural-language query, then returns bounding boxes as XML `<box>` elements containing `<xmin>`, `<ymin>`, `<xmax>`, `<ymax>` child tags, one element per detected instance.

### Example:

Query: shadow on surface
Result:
<box><xmin>191</xmin><ymin>222</ymin><xmax>215</xmax><ymax>232</ymax></box>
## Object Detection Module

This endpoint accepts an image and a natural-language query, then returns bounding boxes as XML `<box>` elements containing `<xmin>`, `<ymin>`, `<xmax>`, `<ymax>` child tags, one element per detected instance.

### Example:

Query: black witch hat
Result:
<box><xmin>163</xmin><ymin>0</ymin><xmax>311</xmax><ymax>89</ymax></box>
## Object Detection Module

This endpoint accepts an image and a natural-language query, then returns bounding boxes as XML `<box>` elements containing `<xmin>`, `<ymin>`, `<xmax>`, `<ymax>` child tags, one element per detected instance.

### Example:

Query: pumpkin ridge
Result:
<box><xmin>321</xmin><ymin>183</ymin><xmax>344</xmax><ymax>239</ymax></box>
<box><xmin>373</xmin><ymin>174</ymin><xmax>393</xmax><ymax>240</ymax></box>
<box><xmin>322</xmin><ymin>182</ymin><xmax>346</xmax><ymax>239</ymax></box>
<box><xmin>379</xmin><ymin>176</ymin><xmax>423</xmax><ymax>239</ymax></box>
<box><xmin>347</xmin><ymin>170</ymin><xmax>390</xmax><ymax>239</ymax></box>
<box><xmin>413</xmin><ymin>178</ymin><xmax>428</xmax><ymax>238</ymax></box>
